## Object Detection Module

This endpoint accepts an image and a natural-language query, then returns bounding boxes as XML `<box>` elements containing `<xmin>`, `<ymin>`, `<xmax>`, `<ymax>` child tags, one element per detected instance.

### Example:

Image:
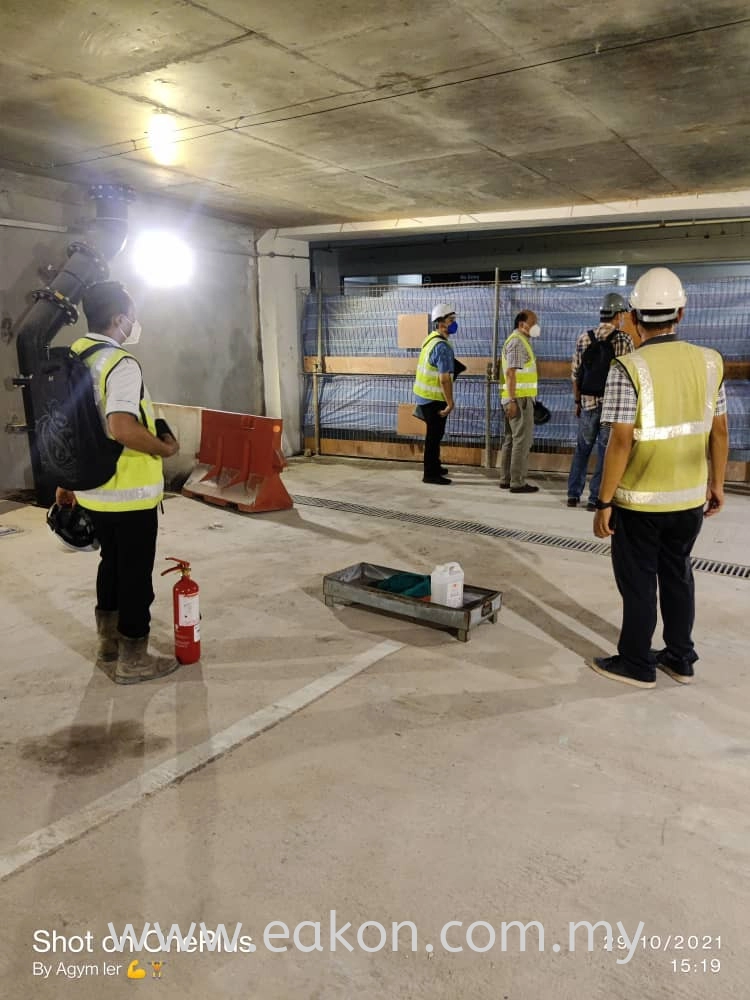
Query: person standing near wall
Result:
<box><xmin>413</xmin><ymin>303</ymin><xmax>458</xmax><ymax>485</ymax></box>
<box><xmin>591</xmin><ymin>267</ymin><xmax>729</xmax><ymax>688</ymax></box>
<box><xmin>55</xmin><ymin>281</ymin><xmax>182</xmax><ymax>684</ymax></box>
<box><xmin>498</xmin><ymin>310</ymin><xmax>541</xmax><ymax>493</ymax></box>
<box><xmin>567</xmin><ymin>292</ymin><xmax>634</xmax><ymax>510</ymax></box>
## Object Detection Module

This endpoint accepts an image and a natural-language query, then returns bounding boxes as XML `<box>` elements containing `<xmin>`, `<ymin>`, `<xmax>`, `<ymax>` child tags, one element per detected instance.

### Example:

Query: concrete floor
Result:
<box><xmin>0</xmin><ymin>457</ymin><xmax>748</xmax><ymax>999</ymax></box>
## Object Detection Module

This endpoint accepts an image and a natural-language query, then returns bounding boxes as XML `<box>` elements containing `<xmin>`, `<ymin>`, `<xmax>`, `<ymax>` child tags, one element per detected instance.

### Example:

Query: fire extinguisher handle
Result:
<box><xmin>161</xmin><ymin>556</ymin><xmax>191</xmax><ymax>576</ymax></box>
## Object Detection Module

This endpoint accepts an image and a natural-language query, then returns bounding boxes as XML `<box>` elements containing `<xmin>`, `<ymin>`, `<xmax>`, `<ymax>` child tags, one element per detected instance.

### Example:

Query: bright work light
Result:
<box><xmin>132</xmin><ymin>231</ymin><xmax>195</xmax><ymax>288</ymax></box>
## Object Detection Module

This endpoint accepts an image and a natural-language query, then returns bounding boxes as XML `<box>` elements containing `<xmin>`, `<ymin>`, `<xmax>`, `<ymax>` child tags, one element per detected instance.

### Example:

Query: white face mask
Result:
<box><xmin>120</xmin><ymin>318</ymin><xmax>142</xmax><ymax>346</ymax></box>
<box><xmin>528</xmin><ymin>323</ymin><xmax>541</xmax><ymax>338</ymax></box>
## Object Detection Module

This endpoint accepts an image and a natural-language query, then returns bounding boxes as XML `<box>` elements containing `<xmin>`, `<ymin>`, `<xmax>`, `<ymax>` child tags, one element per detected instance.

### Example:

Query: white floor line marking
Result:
<box><xmin>0</xmin><ymin>639</ymin><xmax>403</xmax><ymax>882</ymax></box>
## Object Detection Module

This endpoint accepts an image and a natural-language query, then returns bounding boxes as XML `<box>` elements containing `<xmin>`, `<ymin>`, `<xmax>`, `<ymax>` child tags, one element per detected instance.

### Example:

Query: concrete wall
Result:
<box><xmin>0</xmin><ymin>171</ymin><xmax>260</xmax><ymax>492</ymax></box>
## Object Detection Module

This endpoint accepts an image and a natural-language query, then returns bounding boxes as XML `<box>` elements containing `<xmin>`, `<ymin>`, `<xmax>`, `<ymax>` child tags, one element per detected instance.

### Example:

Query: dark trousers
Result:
<box><xmin>422</xmin><ymin>401</ymin><xmax>447</xmax><ymax>477</ymax></box>
<box><xmin>611</xmin><ymin>505</ymin><xmax>704</xmax><ymax>675</ymax></box>
<box><xmin>88</xmin><ymin>507</ymin><xmax>159</xmax><ymax>639</ymax></box>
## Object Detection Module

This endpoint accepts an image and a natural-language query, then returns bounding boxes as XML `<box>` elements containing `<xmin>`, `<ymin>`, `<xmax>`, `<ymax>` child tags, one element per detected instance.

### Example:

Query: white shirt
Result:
<box><xmin>85</xmin><ymin>334</ymin><xmax>143</xmax><ymax>419</ymax></box>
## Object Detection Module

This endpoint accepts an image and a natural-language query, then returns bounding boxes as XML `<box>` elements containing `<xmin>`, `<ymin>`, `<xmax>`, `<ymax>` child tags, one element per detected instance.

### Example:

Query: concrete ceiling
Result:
<box><xmin>1</xmin><ymin>1</ymin><xmax>750</xmax><ymax>229</ymax></box>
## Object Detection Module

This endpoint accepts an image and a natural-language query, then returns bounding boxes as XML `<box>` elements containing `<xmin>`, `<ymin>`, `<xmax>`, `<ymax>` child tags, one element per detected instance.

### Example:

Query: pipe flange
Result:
<box><xmin>88</xmin><ymin>183</ymin><xmax>136</xmax><ymax>204</ymax></box>
<box><xmin>67</xmin><ymin>241</ymin><xmax>108</xmax><ymax>278</ymax></box>
<box><xmin>31</xmin><ymin>288</ymin><xmax>79</xmax><ymax>325</ymax></box>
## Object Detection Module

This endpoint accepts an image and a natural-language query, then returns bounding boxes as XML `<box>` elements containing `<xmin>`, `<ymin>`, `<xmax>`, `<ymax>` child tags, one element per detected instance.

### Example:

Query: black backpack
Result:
<box><xmin>577</xmin><ymin>329</ymin><xmax>617</xmax><ymax>397</ymax></box>
<box><xmin>32</xmin><ymin>343</ymin><xmax>124</xmax><ymax>491</ymax></box>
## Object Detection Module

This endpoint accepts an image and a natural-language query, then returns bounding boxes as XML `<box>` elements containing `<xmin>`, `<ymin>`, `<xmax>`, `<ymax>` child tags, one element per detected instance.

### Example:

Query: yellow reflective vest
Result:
<box><xmin>72</xmin><ymin>336</ymin><xmax>164</xmax><ymax>512</ymax></box>
<box><xmin>413</xmin><ymin>332</ymin><xmax>455</xmax><ymax>402</ymax></box>
<box><xmin>501</xmin><ymin>332</ymin><xmax>538</xmax><ymax>399</ymax></box>
<box><xmin>614</xmin><ymin>341</ymin><xmax>723</xmax><ymax>512</ymax></box>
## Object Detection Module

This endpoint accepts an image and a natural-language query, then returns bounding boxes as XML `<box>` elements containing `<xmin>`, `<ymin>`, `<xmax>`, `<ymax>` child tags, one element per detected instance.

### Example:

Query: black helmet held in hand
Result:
<box><xmin>47</xmin><ymin>503</ymin><xmax>99</xmax><ymax>552</ymax></box>
<box><xmin>533</xmin><ymin>400</ymin><xmax>551</xmax><ymax>425</ymax></box>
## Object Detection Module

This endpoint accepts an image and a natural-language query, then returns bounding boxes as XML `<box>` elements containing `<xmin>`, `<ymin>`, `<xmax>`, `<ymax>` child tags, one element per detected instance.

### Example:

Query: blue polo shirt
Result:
<box><xmin>414</xmin><ymin>339</ymin><xmax>455</xmax><ymax>405</ymax></box>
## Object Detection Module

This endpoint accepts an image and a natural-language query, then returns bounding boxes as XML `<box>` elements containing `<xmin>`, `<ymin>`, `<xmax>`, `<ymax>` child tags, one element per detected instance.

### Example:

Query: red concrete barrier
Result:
<box><xmin>182</xmin><ymin>410</ymin><xmax>293</xmax><ymax>513</ymax></box>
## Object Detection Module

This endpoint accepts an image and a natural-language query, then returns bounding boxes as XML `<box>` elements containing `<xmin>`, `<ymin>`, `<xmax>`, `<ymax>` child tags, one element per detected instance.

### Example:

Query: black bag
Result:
<box><xmin>577</xmin><ymin>329</ymin><xmax>617</xmax><ymax>397</ymax></box>
<box><xmin>533</xmin><ymin>400</ymin><xmax>551</xmax><ymax>425</ymax></box>
<box><xmin>32</xmin><ymin>343</ymin><xmax>124</xmax><ymax>491</ymax></box>
<box><xmin>154</xmin><ymin>417</ymin><xmax>174</xmax><ymax>440</ymax></box>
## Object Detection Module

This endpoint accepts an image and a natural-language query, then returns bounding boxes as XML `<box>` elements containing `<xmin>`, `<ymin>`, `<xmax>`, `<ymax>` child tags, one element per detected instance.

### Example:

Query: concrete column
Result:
<box><xmin>256</xmin><ymin>231</ymin><xmax>310</xmax><ymax>455</ymax></box>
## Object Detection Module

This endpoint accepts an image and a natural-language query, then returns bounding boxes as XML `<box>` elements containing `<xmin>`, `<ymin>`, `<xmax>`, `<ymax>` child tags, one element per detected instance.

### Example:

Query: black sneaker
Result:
<box><xmin>440</xmin><ymin>466</ymin><xmax>449</xmax><ymax>475</ymax></box>
<box><xmin>510</xmin><ymin>484</ymin><xmax>540</xmax><ymax>494</ymax></box>
<box><xmin>586</xmin><ymin>501</ymin><xmax>597</xmax><ymax>512</ymax></box>
<box><xmin>423</xmin><ymin>475</ymin><xmax>452</xmax><ymax>485</ymax></box>
<box><xmin>654</xmin><ymin>648</ymin><xmax>695</xmax><ymax>684</ymax></box>
<box><xmin>567</xmin><ymin>497</ymin><xmax>579</xmax><ymax>508</ymax></box>
<box><xmin>498</xmin><ymin>482</ymin><xmax>510</xmax><ymax>490</ymax></box>
<box><xmin>589</xmin><ymin>655</ymin><xmax>656</xmax><ymax>689</ymax></box>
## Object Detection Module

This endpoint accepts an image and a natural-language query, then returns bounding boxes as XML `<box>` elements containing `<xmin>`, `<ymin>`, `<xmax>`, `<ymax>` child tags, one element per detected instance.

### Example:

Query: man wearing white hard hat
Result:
<box><xmin>591</xmin><ymin>267</ymin><xmax>729</xmax><ymax>689</ymax></box>
<box><xmin>413</xmin><ymin>303</ymin><xmax>458</xmax><ymax>485</ymax></box>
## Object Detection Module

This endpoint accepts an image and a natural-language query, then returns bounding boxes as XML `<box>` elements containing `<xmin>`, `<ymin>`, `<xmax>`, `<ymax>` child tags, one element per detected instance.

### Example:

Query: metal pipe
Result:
<box><xmin>0</xmin><ymin>218</ymin><xmax>68</xmax><ymax>233</ymax></box>
<box><xmin>313</xmin><ymin>273</ymin><xmax>324</xmax><ymax>455</ymax></box>
<box><xmin>483</xmin><ymin>266</ymin><xmax>501</xmax><ymax>469</ymax></box>
<box><xmin>491</xmin><ymin>265</ymin><xmax>501</xmax><ymax>366</ymax></box>
<box><xmin>12</xmin><ymin>183</ymin><xmax>134</xmax><ymax>505</ymax></box>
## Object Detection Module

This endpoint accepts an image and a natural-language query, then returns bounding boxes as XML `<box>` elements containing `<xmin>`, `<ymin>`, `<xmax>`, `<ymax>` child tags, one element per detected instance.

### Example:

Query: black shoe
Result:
<box><xmin>498</xmin><ymin>482</ymin><xmax>510</xmax><ymax>490</ymax></box>
<box><xmin>423</xmin><ymin>475</ymin><xmax>452</xmax><ymax>485</ymax></box>
<box><xmin>586</xmin><ymin>501</ymin><xmax>597</xmax><ymax>512</ymax></box>
<box><xmin>510</xmin><ymin>484</ymin><xmax>539</xmax><ymax>494</ymax></box>
<box><xmin>654</xmin><ymin>648</ymin><xmax>695</xmax><ymax>684</ymax></box>
<box><xmin>589</xmin><ymin>655</ymin><xmax>656</xmax><ymax>689</ymax></box>
<box><xmin>440</xmin><ymin>466</ymin><xmax>449</xmax><ymax>475</ymax></box>
<box><xmin>567</xmin><ymin>497</ymin><xmax>579</xmax><ymax>508</ymax></box>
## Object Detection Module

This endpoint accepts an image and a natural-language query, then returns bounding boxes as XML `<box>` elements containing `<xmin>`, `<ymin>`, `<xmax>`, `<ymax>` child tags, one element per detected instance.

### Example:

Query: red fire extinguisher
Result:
<box><xmin>161</xmin><ymin>557</ymin><xmax>200</xmax><ymax>664</ymax></box>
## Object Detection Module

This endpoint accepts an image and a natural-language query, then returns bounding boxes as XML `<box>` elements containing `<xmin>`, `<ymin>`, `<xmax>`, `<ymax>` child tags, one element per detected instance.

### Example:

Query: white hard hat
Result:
<box><xmin>46</xmin><ymin>503</ymin><xmax>100</xmax><ymax>553</ymax></box>
<box><xmin>629</xmin><ymin>267</ymin><xmax>686</xmax><ymax>321</ymax></box>
<box><xmin>431</xmin><ymin>303</ymin><xmax>455</xmax><ymax>323</ymax></box>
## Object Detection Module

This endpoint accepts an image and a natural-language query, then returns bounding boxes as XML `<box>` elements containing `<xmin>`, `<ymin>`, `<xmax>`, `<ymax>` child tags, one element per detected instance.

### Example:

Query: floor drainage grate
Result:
<box><xmin>292</xmin><ymin>495</ymin><xmax>750</xmax><ymax>580</ymax></box>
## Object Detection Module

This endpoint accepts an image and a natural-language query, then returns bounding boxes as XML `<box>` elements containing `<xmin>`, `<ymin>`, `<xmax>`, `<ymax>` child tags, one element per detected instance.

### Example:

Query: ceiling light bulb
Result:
<box><xmin>148</xmin><ymin>113</ymin><xmax>178</xmax><ymax>165</ymax></box>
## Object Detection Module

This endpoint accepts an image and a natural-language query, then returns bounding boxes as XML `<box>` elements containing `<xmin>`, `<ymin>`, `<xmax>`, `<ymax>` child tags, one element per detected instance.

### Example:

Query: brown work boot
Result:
<box><xmin>114</xmin><ymin>634</ymin><xmax>180</xmax><ymax>685</ymax></box>
<box><xmin>95</xmin><ymin>609</ymin><xmax>120</xmax><ymax>663</ymax></box>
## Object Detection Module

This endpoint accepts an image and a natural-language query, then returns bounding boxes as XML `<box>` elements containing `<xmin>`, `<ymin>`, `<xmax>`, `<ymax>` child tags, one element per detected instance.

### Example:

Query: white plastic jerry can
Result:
<box><xmin>430</xmin><ymin>562</ymin><xmax>465</xmax><ymax>608</ymax></box>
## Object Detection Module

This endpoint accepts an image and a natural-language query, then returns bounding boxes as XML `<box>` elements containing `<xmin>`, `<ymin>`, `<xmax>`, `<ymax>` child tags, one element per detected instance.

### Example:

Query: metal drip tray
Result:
<box><xmin>323</xmin><ymin>562</ymin><xmax>502</xmax><ymax>642</ymax></box>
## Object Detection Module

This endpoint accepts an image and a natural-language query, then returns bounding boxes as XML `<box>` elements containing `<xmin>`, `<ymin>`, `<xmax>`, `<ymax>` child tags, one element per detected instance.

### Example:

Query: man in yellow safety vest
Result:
<box><xmin>55</xmin><ymin>281</ymin><xmax>182</xmax><ymax>684</ymax></box>
<box><xmin>499</xmin><ymin>310</ymin><xmax>541</xmax><ymax>493</ymax></box>
<box><xmin>413</xmin><ymin>303</ymin><xmax>458</xmax><ymax>485</ymax></box>
<box><xmin>591</xmin><ymin>267</ymin><xmax>729</xmax><ymax>688</ymax></box>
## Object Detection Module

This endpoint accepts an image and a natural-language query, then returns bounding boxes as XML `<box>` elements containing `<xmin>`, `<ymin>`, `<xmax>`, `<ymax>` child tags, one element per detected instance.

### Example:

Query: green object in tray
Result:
<box><xmin>372</xmin><ymin>572</ymin><xmax>431</xmax><ymax>598</ymax></box>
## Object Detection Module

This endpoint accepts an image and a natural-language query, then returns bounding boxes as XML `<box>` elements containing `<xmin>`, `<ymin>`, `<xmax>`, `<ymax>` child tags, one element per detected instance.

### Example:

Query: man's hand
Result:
<box><xmin>160</xmin><ymin>433</ymin><xmax>180</xmax><ymax>458</ymax></box>
<box><xmin>439</xmin><ymin>402</ymin><xmax>454</xmax><ymax>418</ymax></box>
<box><xmin>506</xmin><ymin>400</ymin><xmax>519</xmax><ymax>420</ymax></box>
<box><xmin>593</xmin><ymin>507</ymin><xmax>614</xmax><ymax>538</ymax></box>
<box><xmin>704</xmin><ymin>483</ymin><xmax>724</xmax><ymax>518</ymax></box>
<box><xmin>55</xmin><ymin>487</ymin><xmax>76</xmax><ymax>507</ymax></box>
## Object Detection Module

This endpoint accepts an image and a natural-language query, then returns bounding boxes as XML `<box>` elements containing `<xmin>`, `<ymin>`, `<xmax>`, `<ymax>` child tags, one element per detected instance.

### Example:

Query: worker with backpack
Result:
<box><xmin>54</xmin><ymin>281</ymin><xmax>181</xmax><ymax>684</ymax></box>
<box><xmin>567</xmin><ymin>292</ymin><xmax>634</xmax><ymax>510</ymax></box>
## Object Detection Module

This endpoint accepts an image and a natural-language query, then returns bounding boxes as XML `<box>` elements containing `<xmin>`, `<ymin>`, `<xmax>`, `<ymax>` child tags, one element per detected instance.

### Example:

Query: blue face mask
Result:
<box><xmin>446</xmin><ymin>320</ymin><xmax>458</xmax><ymax>335</ymax></box>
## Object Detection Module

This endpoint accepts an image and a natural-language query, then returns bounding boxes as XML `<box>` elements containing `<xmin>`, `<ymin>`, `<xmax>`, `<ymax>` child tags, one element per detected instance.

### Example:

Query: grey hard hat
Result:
<box><xmin>600</xmin><ymin>292</ymin><xmax>628</xmax><ymax>317</ymax></box>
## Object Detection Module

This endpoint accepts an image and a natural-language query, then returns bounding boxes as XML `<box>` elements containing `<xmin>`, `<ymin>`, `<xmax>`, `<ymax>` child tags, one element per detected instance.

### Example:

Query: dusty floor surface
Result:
<box><xmin>0</xmin><ymin>458</ymin><xmax>748</xmax><ymax>999</ymax></box>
